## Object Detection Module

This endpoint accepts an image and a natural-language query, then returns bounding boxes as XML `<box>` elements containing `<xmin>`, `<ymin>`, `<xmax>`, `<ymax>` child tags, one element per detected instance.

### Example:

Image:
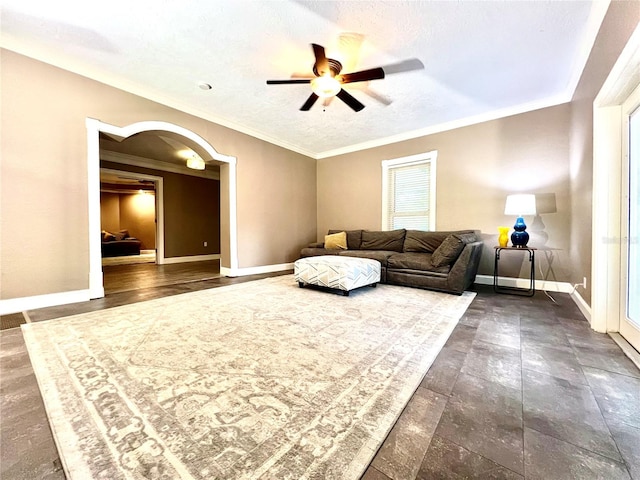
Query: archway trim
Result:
<box><xmin>86</xmin><ymin>118</ymin><xmax>238</xmax><ymax>299</ymax></box>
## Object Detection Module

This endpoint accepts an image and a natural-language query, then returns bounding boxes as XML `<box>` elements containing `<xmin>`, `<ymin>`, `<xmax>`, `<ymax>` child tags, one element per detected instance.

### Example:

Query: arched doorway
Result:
<box><xmin>86</xmin><ymin>119</ymin><xmax>238</xmax><ymax>299</ymax></box>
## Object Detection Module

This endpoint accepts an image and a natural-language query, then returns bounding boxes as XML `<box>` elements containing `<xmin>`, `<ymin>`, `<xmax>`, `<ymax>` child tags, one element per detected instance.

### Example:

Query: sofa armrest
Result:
<box><xmin>447</xmin><ymin>241</ymin><xmax>483</xmax><ymax>293</ymax></box>
<box><xmin>307</xmin><ymin>242</ymin><xmax>325</xmax><ymax>248</ymax></box>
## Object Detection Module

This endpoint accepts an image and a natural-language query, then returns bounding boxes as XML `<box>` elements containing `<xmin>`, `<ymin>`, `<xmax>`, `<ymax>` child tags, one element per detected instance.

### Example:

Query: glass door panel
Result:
<box><xmin>629</xmin><ymin>108</ymin><xmax>639</xmax><ymax>326</ymax></box>
<box><xmin>621</xmin><ymin>94</ymin><xmax>640</xmax><ymax>351</ymax></box>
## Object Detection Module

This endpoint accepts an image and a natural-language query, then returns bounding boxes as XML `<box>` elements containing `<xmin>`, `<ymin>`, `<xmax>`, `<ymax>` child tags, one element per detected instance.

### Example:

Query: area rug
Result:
<box><xmin>22</xmin><ymin>275</ymin><xmax>475</xmax><ymax>479</ymax></box>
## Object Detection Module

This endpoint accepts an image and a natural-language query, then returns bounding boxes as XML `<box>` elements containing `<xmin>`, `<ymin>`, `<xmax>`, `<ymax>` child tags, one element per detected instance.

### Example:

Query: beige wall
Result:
<box><xmin>100</xmin><ymin>191</ymin><xmax>157</xmax><ymax>249</ymax></box>
<box><xmin>119</xmin><ymin>194</ymin><xmax>157</xmax><ymax>250</ymax></box>
<box><xmin>318</xmin><ymin>104</ymin><xmax>572</xmax><ymax>280</ymax></box>
<box><xmin>0</xmin><ymin>49</ymin><xmax>316</xmax><ymax>300</ymax></box>
<box><xmin>161</xmin><ymin>174</ymin><xmax>217</xmax><ymax>257</ymax></box>
<box><xmin>100</xmin><ymin>193</ymin><xmax>121</xmax><ymax>233</ymax></box>
<box><xmin>569</xmin><ymin>1</ymin><xmax>640</xmax><ymax>304</ymax></box>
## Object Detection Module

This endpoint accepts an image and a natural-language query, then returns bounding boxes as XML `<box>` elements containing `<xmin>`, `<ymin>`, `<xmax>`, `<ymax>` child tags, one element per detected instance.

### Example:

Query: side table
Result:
<box><xmin>493</xmin><ymin>246</ymin><xmax>536</xmax><ymax>297</ymax></box>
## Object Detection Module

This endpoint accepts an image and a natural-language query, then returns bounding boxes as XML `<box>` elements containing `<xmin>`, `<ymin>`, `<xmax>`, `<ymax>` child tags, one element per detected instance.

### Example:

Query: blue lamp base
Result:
<box><xmin>510</xmin><ymin>216</ymin><xmax>530</xmax><ymax>247</ymax></box>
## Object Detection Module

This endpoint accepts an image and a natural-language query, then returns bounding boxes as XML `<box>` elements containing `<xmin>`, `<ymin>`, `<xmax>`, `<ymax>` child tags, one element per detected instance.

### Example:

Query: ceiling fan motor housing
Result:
<box><xmin>314</xmin><ymin>58</ymin><xmax>343</xmax><ymax>77</ymax></box>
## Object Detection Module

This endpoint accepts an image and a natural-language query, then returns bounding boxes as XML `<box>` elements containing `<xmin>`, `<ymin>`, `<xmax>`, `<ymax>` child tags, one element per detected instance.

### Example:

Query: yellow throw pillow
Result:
<box><xmin>324</xmin><ymin>231</ymin><xmax>348</xmax><ymax>250</ymax></box>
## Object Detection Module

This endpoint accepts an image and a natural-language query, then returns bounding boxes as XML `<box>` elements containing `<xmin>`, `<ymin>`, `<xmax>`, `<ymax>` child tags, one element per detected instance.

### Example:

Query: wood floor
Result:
<box><xmin>1</xmin><ymin>262</ymin><xmax>639</xmax><ymax>479</ymax></box>
<box><xmin>102</xmin><ymin>259</ymin><xmax>221</xmax><ymax>294</ymax></box>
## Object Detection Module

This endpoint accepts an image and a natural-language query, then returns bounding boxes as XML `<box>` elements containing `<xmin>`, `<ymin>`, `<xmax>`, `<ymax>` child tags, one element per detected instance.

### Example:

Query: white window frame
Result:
<box><xmin>381</xmin><ymin>151</ymin><xmax>437</xmax><ymax>231</ymax></box>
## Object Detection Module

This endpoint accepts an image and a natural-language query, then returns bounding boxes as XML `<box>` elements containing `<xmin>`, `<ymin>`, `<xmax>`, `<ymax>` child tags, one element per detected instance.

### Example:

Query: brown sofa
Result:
<box><xmin>300</xmin><ymin>229</ymin><xmax>483</xmax><ymax>295</ymax></box>
<box><xmin>101</xmin><ymin>229</ymin><xmax>142</xmax><ymax>257</ymax></box>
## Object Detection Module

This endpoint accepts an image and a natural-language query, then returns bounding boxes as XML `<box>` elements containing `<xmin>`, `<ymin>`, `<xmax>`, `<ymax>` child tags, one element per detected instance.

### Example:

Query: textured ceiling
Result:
<box><xmin>1</xmin><ymin>0</ymin><xmax>608</xmax><ymax>158</ymax></box>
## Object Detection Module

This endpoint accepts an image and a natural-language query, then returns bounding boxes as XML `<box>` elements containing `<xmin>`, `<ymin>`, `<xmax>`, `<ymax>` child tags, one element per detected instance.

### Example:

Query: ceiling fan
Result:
<box><xmin>266</xmin><ymin>43</ymin><xmax>423</xmax><ymax>112</ymax></box>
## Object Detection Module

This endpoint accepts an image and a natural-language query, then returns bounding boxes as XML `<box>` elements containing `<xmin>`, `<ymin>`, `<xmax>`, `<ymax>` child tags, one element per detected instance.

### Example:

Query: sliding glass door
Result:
<box><xmin>621</xmin><ymin>88</ymin><xmax>640</xmax><ymax>352</ymax></box>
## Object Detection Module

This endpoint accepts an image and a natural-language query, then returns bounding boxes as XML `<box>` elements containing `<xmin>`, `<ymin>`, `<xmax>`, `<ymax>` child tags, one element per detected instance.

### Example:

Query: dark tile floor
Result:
<box><xmin>1</xmin><ymin>269</ymin><xmax>639</xmax><ymax>480</ymax></box>
<box><xmin>364</xmin><ymin>288</ymin><xmax>640</xmax><ymax>480</ymax></box>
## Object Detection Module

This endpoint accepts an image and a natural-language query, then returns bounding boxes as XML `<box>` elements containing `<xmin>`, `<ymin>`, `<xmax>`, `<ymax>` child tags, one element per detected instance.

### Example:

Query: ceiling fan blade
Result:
<box><xmin>336</xmin><ymin>32</ymin><xmax>365</xmax><ymax>72</ymax></box>
<box><xmin>266</xmin><ymin>79</ymin><xmax>312</xmax><ymax>85</ymax></box>
<box><xmin>300</xmin><ymin>93</ymin><xmax>319</xmax><ymax>111</ymax></box>
<box><xmin>361</xmin><ymin>87</ymin><xmax>393</xmax><ymax>106</ymax></box>
<box><xmin>382</xmin><ymin>58</ymin><xmax>425</xmax><ymax>75</ymax></box>
<box><xmin>340</xmin><ymin>67</ymin><xmax>385</xmax><ymax>84</ymax></box>
<box><xmin>291</xmin><ymin>71</ymin><xmax>315</xmax><ymax>79</ymax></box>
<box><xmin>336</xmin><ymin>89</ymin><xmax>365</xmax><ymax>112</ymax></box>
<box><xmin>311</xmin><ymin>43</ymin><xmax>329</xmax><ymax>75</ymax></box>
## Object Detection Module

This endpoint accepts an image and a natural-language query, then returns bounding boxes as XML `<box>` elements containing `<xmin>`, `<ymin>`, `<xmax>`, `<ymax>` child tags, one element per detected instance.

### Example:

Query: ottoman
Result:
<box><xmin>294</xmin><ymin>255</ymin><xmax>381</xmax><ymax>296</ymax></box>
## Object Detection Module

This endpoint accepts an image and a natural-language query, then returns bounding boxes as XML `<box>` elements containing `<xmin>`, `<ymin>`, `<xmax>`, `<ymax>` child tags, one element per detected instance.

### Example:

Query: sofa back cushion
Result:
<box><xmin>360</xmin><ymin>229</ymin><xmax>406</xmax><ymax>252</ymax></box>
<box><xmin>328</xmin><ymin>229</ymin><xmax>362</xmax><ymax>249</ymax></box>
<box><xmin>456</xmin><ymin>232</ymin><xmax>479</xmax><ymax>245</ymax></box>
<box><xmin>430</xmin><ymin>232</ymin><xmax>479</xmax><ymax>267</ymax></box>
<box><xmin>403</xmin><ymin>230</ymin><xmax>476</xmax><ymax>253</ymax></box>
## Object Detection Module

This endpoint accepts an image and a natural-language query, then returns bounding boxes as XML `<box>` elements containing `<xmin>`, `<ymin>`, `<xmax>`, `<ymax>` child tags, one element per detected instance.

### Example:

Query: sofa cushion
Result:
<box><xmin>360</xmin><ymin>229</ymin><xmax>406</xmax><ymax>252</ymax></box>
<box><xmin>403</xmin><ymin>230</ymin><xmax>448</xmax><ymax>253</ymax></box>
<box><xmin>387</xmin><ymin>252</ymin><xmax>451</xmax><ymax>274</ymax></box>
<box><xmin>101</xmin><ymin>239</ymin><xmax>141</xmax><ymax>257</ymax></box>
<box><xmin>102</xmin><ymin>230</ymin><xmax>116</xmax><ymax>242</ymax></box>
<box><xmin>324</xmin><ymin>231</ymin><xmax>348</xmax><ymax>250</ymax></box>
<box><xmin>431</xmin><ymin>234</ymin><xmax>466</xmax><ymax>267</ymax></box>
<box><xmin>329</xmin><ymin>229</ymin><xmax>362</xmax><ymax>250</ymax></box>
<box><xmin>403</xmin><ymin>230</ymin><xmax>476</xmax><ymax>253</ymax></box>
<box><xmin>337</xmin><ymin>250</ymin><xmax>396</xmax><ymax>267</ymax></box>
<box><xmin>300</xmin><ymin>247</ymin><xmax>339</xmax><ymax>257</ymax></box>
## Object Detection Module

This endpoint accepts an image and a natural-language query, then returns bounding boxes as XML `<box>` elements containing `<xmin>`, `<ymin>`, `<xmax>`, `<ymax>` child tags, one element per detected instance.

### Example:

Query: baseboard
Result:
<box><xmin>221</xmin><ymin>262</ymin><xmax>294</xmax><ymax>278</ymax></box>
<box><xmin>569</xmin><ymin>289</ymin><xmax>591</xmax><ymax>322</ymax></box>
<box><xmin>474</xmin><ymin>274</ymin><xmax>591</xmax><ymax>322</ymax></box>
<box><xmin>475</xmin><ymin>274</ymin><xmax>571</xmax><ymax>292</ymax></box>
<box><xmin>0</xmin><ymin>289</ymin><xmax>91</xmax><ymax>316</ymax></box>
<box><xmin>0</xmin><ymin>272</ymin><xmax>590</xmax><ymax>318</ymax></box>
<box><xmin>162</xmin><ymin>254</ymin><xmax>221</xmax><ymax>264</ymax></box>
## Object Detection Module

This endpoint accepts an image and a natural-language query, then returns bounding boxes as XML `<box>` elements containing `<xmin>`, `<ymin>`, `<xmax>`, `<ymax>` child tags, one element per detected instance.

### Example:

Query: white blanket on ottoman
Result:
<box><xmin>294</xmin><ymin>255</ymin><xmax>381</xmax><ymax>295</ymax></box>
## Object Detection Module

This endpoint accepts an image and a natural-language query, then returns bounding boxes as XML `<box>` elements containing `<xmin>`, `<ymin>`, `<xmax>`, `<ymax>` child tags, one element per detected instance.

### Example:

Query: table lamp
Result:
<box><xmin>504</xmin><ymin>194</ymin><xmax>536</xmax><ymax>247</ymax></box>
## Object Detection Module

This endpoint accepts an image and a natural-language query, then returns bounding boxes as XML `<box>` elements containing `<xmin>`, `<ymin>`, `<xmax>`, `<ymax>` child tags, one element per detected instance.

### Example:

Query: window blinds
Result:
<box><xmin>386</xmin><ymin>161</ymin><xmax>431</xmax><ymax>230</ymax></box>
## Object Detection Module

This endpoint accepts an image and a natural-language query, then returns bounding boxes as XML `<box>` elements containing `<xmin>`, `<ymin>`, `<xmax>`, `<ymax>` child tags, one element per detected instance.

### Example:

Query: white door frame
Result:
<box><xmin>592</xmin><ymin>24</ymin><xmax>640</xmax><ymax>333</ymax></box>
<box><xmin>86</xmin><ymin>119</ymin><xmax>238</xmax><ymax>299</ymax></box>
<box><xmin>620</xmin><ymin>87</ymin><xmax>640</xmax><ymax>348</ymax></box>
<box><xmin>100</xmin><ymin>168</ymin><xmax>165</xmax><ymax>263</ymax></box>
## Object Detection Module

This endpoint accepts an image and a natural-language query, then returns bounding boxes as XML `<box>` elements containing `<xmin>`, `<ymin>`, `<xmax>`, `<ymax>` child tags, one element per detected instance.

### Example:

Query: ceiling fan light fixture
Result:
<box><xmin>186</xmin><ymin>155</ymin><xmax>205</xmax><ymax>170</ymax></box>
<box><xmin>311</xmin><ymin>75</ymin><xmax>341</xmax><ymax>98</ymax></box>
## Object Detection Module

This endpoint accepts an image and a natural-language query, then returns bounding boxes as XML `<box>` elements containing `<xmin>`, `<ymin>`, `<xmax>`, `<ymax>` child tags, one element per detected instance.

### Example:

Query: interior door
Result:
<box><xmin>620</xmin><ymin>84</ymin><xmax>640</xmax><ymax>352</ymax></box>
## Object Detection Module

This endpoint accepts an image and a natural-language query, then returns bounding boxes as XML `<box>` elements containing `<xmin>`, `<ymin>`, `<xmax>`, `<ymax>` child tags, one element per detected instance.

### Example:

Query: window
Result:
<box><xmin>381</xmin><ymin>151</ymin><xmax>437</xmax><ymax>231</ymax></box>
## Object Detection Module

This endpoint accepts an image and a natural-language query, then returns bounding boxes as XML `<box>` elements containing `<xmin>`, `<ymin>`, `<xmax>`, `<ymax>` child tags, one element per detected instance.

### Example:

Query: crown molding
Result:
<box><xmin>316</xmin><ymin>95</ymin><xmax>571</xmax><ymax>159</ymax></box>
<box><xmin>566</xmin><ymin>0</ymin><xmax>611</xmax><ymax>102</ymax></box>
<box><xmin>0</xmin><ymin>41</ymin><xmax>317</xmax><ymax>159</ymax></box>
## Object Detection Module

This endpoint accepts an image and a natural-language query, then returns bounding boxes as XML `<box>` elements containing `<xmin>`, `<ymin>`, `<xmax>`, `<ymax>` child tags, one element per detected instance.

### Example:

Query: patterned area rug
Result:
<box><xmin>22</xmin><ymin>275</ymin><xmax>475</xmax><ymax>479</ymax></box>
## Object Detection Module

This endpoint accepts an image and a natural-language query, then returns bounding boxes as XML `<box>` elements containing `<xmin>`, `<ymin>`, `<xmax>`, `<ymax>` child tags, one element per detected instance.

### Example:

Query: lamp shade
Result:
<box><xmin>504</xmin><ymin>194</ymin><xmax>536</xmax><ymax>216</ymax></box>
